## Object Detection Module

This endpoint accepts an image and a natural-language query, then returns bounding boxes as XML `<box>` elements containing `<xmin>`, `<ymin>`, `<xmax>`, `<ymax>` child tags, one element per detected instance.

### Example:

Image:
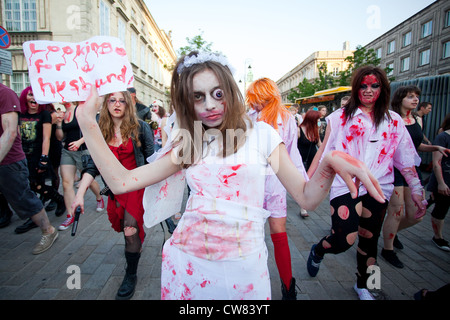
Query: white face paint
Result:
<box><xmin>193</xmin><ymin>69</ymin><xmax>226</xmax><ymax>128</ymax></box>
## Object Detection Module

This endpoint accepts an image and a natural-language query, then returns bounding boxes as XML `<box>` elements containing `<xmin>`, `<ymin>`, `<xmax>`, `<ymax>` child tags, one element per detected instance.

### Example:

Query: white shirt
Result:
<box><xmin>322</xmin><ymin>108</ymin><xmax>420</xmax><ymax>200</ymax></box>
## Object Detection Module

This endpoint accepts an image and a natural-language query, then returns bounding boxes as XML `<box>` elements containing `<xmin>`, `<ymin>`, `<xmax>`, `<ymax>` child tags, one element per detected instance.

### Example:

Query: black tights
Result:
<box><xmin>315</xmin><ymin>193</ymin><xmax>388</xmax><ymax>288</ymax></box>
<box><xmin>121</xmin><ymin>210</ymin><xmax>142</xmax><ymax>254</ymax></box>
<box><xmin>30</xmin><ymin>176</ymin><xmax>62</xmax><ymax>203</ymax></box>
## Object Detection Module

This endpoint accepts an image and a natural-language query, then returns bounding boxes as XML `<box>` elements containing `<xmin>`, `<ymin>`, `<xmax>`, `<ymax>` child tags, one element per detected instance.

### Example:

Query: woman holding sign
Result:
<box><xmin>71</xmin><ymin>90</ymin><xmax>154</xmax><ymax>300</ymax></box>
<box><xmin>76</xmin><ymin>51</ymin><xmax>385</xmax><ymax>300</ymax></box>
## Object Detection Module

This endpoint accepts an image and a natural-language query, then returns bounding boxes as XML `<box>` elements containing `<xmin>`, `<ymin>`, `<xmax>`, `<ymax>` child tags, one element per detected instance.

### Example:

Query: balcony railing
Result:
<box><xmin>9</xmin><ymin>31</ymin><xmax>53</xmax><ymax>47</ymax></box>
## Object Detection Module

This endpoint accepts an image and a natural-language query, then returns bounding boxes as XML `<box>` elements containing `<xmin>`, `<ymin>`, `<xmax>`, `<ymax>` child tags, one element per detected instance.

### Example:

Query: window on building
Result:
<box><xmin>131</xmin><ymin>33</ymin><xmax>137</xmax><ymax>64</ymax></box>
<box><xmin>4</xmin><ymin>0</ymin><xmax>37</xmax><ymax>31</ymax></box>
<box><xmin>148</xmin><ymin>52</ymin><xmax>153</xmax><ymax>76</ymax></box>
<box><xmin>401</xmin><ymin>56</ymin><xmax>410</xmax><ymax>72</ymax></box>
<box><xmin>445</xmin><ymin>10</ymin><xmax>450</xmax><ymax>28</ymax></box>
<box><xmin>11</xmin><ymin>72</ymin><xmax>30</xmax><ymax>95</ymax></box>
<box><xmin>99</xmin><ymin>0</ymin><xmax>110</xmax><ymax>36</ymax></box>
<box><xmin>421</xmin><ymin>20</ymin><xmax>433</xmax><ymax>38</ymax></box>
<box><xmin>402</xmin><ymin>31</ymin><xmax>412</xmax><ymax>47</ymax></box>
<box><xmin>332</xmin><ymin>67</ymin><xmax>339</xmax><ymax>77</ymax></box>
<box><xmin>118</xmin><ymin>18</ymin><xmax>126</xmax><ymax>45</ymax></box>
<box><xmin>140</xmin><ymin>42</ymin><xmax>146</xmax><ymax>71</ymax></box>
<box><xmin>376</xmin><ymin>47</ymin><xmax>382</xmax><ymax>59</ymax></box>
<box><xmin>387</xmin><ymin>40</ymin><xmax>395</xmax><ymax>54</ymax></box>
<box><xmin>386</xmin><ymin>62</ymin><xmax>394</xmax><ymax>76</ymax></box>
<box><xmin>419</xmin><ymin>49</ymin><xmax>430</xmax><ymax>66</ymax></box>
<box><xmin>444</xmin><ymin>41</ymin><xmax>450</xmax><ymax>59</ymax></box>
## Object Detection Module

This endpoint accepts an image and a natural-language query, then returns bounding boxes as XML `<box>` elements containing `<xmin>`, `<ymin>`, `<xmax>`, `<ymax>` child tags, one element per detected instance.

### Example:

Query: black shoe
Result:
<box><xmin>45</xmin><ymin>199</ymin><xmax>57</xmax><ymax>211</ymax></box>
<box><xmin>393</xmin><ymin>235</ymin><xmax>404</xmax><ymax>250</ymax></box>
<box><xmin>381</xmin><ymin>249</ymin><xmax>404</xmax><ymax>268</ymax></box>
<box><xmin>116</xmin><ymin>273</ymin><xmax>137</xmax><ymax>300</ymax></box>
<box><xmin>54</xmin><ymin>195</ymin><xmax>66</xmax><ymax>217</ymax></box>
<box><xmin>281</xmin><ymin>277</ymin><xmax>297</xmax><ymax>300</ymax></box>
<box><xmin>431</xmin><ymin>237</ymin><xmax>450</xmax><ymax>252</ymax></box>
<box><xmin>14</xmin><ymin>218</ymin><xmax>38</xmax><ymax>234</ymax></box>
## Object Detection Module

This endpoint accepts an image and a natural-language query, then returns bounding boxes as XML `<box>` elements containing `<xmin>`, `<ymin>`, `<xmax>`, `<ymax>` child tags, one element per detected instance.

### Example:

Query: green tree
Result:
<box><xmin>178</xmin><ymin>30</ymin><xmax>222</xmax><ymax>57</ymax></box>
<box><xmin>287</xmin><ymin>77</ymin><xmax>316</xmax><ymax>102</ymax></box>
<box><xmin>338</xmin><ymin>45</ymin><xmax>394</xmax><ymax>85</ymax></box>
<box><xmin>314</xmin><ymin>62</ymin><xmax>336</xmax><ymax>91</ymax></box>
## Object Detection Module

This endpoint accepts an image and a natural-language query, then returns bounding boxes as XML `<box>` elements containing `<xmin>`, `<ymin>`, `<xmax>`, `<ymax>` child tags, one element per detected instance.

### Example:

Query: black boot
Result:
<box><xmin>0</xmin><ymin>194</ymin><xmax>13</xmax><ymax>228</ymax></box>
<box><xmin>53</xmin><ymin>192</ymin><xmax>66</xmax><ymax>217</ymax></box>
<box><xmin>116</xmin><ymin>252</ymin><xmax>140</xmax><ymax>300</ymax></box>
<box><xmin>281</xmin><ymin>277</ymin><xmax>297</xmax><ymax>300</ymax></box>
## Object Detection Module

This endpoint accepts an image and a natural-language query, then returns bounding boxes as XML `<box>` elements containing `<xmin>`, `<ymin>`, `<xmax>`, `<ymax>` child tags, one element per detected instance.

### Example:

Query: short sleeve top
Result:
<box><xmin>186</xmin><ymin>121</ymin><xmax>282</xmax><ymax>209</ymax></box>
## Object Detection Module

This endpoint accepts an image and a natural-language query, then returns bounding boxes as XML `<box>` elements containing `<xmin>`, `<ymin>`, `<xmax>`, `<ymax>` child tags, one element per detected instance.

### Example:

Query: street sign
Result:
<box><xmin>0</xmin><ymin>26</ymin><xmax>11</xmax><ymax>49</ymax></box>
<box><xmin>0</xmin><ymin>48</ymin><xmax>12</xmax><ymax>75</ymax></box>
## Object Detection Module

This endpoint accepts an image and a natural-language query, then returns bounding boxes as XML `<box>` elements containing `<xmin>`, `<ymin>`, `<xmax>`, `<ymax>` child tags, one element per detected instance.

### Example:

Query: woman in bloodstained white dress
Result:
<box><xmin>306</xmin><ymin>66</ymin><xmax>428</xmax><ymax>300</ymax></box>
<box><xmin>76</xmin><ymin>51</ymin><xmax>385</xmax><ymax>300</ymax></box>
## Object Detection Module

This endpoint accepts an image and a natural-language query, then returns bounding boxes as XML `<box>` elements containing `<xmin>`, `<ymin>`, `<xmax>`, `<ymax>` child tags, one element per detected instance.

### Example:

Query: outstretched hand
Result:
<box><xmin>327</xmin><ymin>151</ymin><xmax>386</xmax><ymax>203</ymax></box>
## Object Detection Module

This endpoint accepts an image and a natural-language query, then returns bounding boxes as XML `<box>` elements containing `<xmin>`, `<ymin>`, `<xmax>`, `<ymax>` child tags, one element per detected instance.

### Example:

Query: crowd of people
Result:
<box><xmin>0</xmin><ymin>50</ymin><xmax>449</xmax><ymax>301</ymax></box>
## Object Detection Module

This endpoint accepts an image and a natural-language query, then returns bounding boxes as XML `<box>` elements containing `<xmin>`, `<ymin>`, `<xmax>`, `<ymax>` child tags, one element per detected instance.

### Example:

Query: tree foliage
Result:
<box><xmin>287</xmin><ymin>45</ymin><xmax>394</xmax><ymax>103</ymax></box>
<box><xmin>177</xmin><ymin>30</ymin><xmax>222</xmax><ymax>57</ymax></box>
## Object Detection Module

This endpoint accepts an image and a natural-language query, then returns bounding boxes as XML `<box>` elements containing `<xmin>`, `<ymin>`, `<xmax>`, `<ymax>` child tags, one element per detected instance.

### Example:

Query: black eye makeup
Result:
<box><xmin>360</xmin><ymin>83</ymin><xmax>381</xmax><ymax>90</ymax></box>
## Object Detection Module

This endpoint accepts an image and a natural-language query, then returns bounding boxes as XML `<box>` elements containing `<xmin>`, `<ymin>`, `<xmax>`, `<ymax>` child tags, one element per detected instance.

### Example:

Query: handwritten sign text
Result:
<box><xmin>23</xmin><ymin>36</ymin><xmax>134</xmax><ymax>103</ymax></box>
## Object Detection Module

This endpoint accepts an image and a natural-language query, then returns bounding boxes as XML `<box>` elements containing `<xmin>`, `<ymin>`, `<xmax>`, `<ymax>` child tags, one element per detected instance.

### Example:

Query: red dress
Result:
<box><xmin>107</xmin><ymin>138</ymin><xmax>145</xmax><ymax>243</ymax></box>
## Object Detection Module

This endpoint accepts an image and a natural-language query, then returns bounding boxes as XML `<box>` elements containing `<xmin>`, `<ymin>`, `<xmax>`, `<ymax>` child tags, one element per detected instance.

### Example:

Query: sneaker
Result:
<box><xmin>432</xmin><ymin>237</ymin><xmax>450</xmax><ymax>252</ymax></box>
<box><xmin>381</xmin><ymin>248</ymin><xmax>404</xmax><ymax>268</ymax></box>
<box><xmin>281</xmin><ymin>277</ymin><xmax>297</xmax><ymax>300</ymax></box>
<box><xmin>353</xmin><ymin>283</ymin><xmax>375</xmax><ymax>300</ymax></box>
<box><xmin>307</xmin><ymin>244</ymin><xmax>323</xmax><ymax>277</ymax></box>
<box><xmin>96</xmin><ymin>197</ymin><xmax>105</xmax><ymax>212</ymax></box>
<box><xmin>393</xmin><ymin>235</ymin><xmax>404</xmax><ymax>250</ymax></box>
<box><xmin>300</xmin><ymin>208</ymin><xmax>309</xmax><ymax>218</ymax></box>
<box><xmin>58</xmin><ymin>215</ymin><xmax>74</xmax><ymax>231</ymax></box>
<box><xmin>32</xmin><ymin>228</ymin><xmax>58</xmax><ymax>255</ymax></box>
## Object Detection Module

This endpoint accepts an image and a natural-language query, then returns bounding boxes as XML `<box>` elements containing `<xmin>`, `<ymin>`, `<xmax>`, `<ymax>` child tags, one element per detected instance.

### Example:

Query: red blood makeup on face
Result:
<box><xmin>358</xmin><ymin>74</ymin><xmax>381</xmax><ymax>107</ymax></box>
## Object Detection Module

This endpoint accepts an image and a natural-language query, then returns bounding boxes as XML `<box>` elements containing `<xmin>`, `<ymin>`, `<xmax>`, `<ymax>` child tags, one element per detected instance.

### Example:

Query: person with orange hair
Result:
<box><xmin>246</xmin><ymin>77</ymin><xmax>306</xmax><ymax>299</ymax></box>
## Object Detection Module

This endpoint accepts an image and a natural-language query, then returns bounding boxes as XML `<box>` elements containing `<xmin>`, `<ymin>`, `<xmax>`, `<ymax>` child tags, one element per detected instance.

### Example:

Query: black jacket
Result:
<box><xmin>81</xmin><ymin>120</ymin><xmax>154</xmax><ymax>192</ymax></box>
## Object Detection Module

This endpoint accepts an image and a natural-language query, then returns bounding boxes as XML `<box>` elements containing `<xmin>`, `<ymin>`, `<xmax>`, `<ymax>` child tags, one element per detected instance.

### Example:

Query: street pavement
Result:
<box><xmin>0</xmin><ymin>176</ymin><xmax>449</xmax><ymax>300</ymax></box>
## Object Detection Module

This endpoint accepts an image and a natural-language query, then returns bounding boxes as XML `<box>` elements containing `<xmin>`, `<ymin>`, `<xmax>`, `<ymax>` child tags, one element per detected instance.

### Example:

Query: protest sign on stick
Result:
<box><xmin>23</xmin><ymin>36</ymin><xmax>134</xmax><ymax>103</ymax></box>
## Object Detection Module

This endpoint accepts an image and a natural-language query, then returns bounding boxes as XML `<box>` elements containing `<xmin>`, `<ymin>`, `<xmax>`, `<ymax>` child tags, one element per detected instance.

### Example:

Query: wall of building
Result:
<box><xmin>276</xmin><ymin>49</ymin><xmax>354</xmax><ymax>103</ymax></box>
<box><xmin>364</xmin><ymin>0</ymin><xmax>450</xmax><ymax>82</ymax></box>
<box><xmin>0</xmin><ymin>0</ymin><xmax>177</xmax><ymax>109</ymax></box>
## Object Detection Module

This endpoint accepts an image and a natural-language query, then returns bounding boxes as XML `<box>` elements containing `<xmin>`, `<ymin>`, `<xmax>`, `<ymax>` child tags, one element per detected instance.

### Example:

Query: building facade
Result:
<box><xmin>276</xmin><ymin>45</ymin><xmax>354</xmax><ymax>104</ymax></box>
<box><xmin>364</xmin><ymin>0</ymin><xmax>450</xmax><ymax>82</ymax></box>
<box><xmin>0</xmin><ymin>0</ymin><xmax>177</xmax><ymax>107</ymax></box>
